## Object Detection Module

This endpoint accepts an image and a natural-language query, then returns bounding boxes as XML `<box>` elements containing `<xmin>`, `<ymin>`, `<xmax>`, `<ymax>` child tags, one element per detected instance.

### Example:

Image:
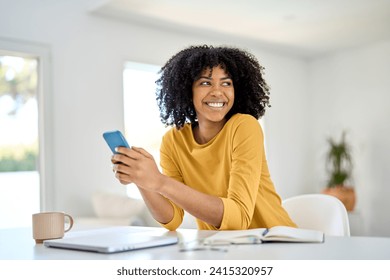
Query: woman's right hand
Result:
<box><xmin>111</xmin><ymin>147</ymin><xmax>165</xmax><ymax>191</ymax></box>
<box><xmin>110</xmin><ymin>148</ymin><xmax>133</xmax><ymax>185</ymax></box>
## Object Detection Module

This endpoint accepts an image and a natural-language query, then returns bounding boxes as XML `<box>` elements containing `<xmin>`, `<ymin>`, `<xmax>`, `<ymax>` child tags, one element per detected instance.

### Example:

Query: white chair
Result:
<box><xmin>282</xmin><ymin>194</ymin><xmax>350</xmax><ymax>236</ymax></box>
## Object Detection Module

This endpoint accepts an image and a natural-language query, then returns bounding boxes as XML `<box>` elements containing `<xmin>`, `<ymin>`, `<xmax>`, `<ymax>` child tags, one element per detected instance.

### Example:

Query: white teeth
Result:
<box><xmin>207</xmin><ymin>102</ymin><xmax>224</xmax><ymax>108</ymax></box>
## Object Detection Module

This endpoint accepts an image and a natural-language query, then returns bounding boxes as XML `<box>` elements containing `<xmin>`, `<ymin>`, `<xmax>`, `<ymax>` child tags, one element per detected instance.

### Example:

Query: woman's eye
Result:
<box><xmin>222</xmin><ymin>81</ymin><xmax>232</xmax><ymax>86</ymax></box>
<box><xmin>200</xmin><ymin>81</ymin><xmax>210</xmax><ymax>86</ymax></box>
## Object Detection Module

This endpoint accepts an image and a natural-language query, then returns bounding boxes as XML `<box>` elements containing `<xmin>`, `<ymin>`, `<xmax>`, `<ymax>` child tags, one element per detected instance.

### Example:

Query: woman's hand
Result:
<box><xmin>111</xmin><ymin>147</ymin><xmax>165</xmax><ymax>192</ymax></box>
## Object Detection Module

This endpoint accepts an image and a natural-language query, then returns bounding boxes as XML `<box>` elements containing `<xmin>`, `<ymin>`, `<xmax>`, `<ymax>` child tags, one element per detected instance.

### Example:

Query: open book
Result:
<box><xmin>203</xmin><ymin>226</ymin><xmax>324</xmax><ymax>245</ymax></box>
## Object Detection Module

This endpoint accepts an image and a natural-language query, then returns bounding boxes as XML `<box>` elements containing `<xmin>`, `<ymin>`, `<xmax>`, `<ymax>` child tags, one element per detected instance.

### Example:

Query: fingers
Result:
<box><xmin>131</xmin><ymin>146</ymin><xmax>153</xmax><ymax>159</ymax></box>
<box><xmin>111</xmin><ymin>154</ymin><xmax>130</xmax><ymax>165</ymax></box>
<box><xmin>111</xmin><ymin>151</ymin><xmax>134</xmax><ymax>166</ymax></box>
<box><xmin>115</xmin><ymin>146</ymin><xmax>152</xmax><ymax>158</ymax></box>
<box><xmin>112</xmin><ymin>146</ymin><xmax>152</xmax><ymax>164</ymax></box>
<box><xmin>112</xmin><ymin>164</ymin><xmax>133</xmax><ymax>185</ymax></box>
<box><xmin>111</xmin><ymin>146</ymin><xmax>155</xmax><ymax>187</ymax></box>
<box><xmin>112</xmin><ymin>163</ymin><xmax>130</xmax><ymax>175</ymax></box>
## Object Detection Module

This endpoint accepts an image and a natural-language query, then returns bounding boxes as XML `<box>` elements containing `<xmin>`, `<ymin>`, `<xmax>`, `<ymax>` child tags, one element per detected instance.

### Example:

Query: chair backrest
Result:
<box><xmin>282</xmin><ymin>194</ymin><xmax>350</xmax><ymax>236</ymax></box>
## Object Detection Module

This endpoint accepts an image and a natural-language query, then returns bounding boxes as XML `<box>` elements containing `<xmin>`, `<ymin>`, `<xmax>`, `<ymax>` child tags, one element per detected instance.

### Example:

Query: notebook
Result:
<box><xmin>203</xmin><ymin>226</ymin><xmax>324</xmax><ymax>245</ymax></box>
<box><xmin>43</xmin><ymin>227</ymin><xmax>179</xmax><ymax>253</ymax></box>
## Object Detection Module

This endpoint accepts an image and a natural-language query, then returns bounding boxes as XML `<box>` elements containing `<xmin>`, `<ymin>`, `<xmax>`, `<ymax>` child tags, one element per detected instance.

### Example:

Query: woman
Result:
<box><xmin>112</xmin><ymin>45</ymin><xmax>296</xmax><ymax>230</ymax></box>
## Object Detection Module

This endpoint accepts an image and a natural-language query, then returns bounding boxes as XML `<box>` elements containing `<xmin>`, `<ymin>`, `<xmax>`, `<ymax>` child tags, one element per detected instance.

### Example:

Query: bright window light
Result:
<box><xmin>123</xmin><ymin>62</ymin><xmax>169</xmax><ymax>198</ymax></box>
<box><xmin>0</xmin><ymin>55</ymin><xmax>40</xmax><ymax>228</ymax></box>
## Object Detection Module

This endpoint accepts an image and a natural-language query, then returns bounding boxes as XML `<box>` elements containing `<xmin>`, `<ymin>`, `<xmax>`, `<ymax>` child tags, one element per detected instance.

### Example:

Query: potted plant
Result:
<box><xmin>321</xmin><ymin>131</ymin><xmax>356</xmax><ymax>211</ymax></box>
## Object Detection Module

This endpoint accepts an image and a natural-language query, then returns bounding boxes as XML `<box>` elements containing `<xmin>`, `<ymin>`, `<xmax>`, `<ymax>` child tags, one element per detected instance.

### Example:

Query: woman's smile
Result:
<box><xmin>205</xmin><ymin>101</ymin><xmax>226</xmax><ymax>108</ymax></box>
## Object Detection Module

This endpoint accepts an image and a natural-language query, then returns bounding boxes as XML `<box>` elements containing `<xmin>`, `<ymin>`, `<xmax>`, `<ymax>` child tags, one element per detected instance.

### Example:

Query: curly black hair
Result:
<box><xmin>156</xmin><ymin>45</ymin><xmax>270</xmax><ymax>129</ymax></box>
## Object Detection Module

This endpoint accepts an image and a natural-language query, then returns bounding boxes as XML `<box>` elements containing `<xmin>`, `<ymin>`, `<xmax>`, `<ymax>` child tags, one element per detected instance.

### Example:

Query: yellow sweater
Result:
<box><xmin>159</xmin><ymin>113</ymin><xmax>296</xmax><ymax>230</ymax></box>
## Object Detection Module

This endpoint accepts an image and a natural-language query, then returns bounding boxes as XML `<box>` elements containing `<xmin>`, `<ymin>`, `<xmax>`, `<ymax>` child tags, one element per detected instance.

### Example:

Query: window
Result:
<box><xmin>0</xmin><ymin>38</ymin><xmax>53</xmax><ymax>228</ymax></box>
<box><xmin>0</xmin><ymin>55</ymin><xmax>39</xmax><ymax>228</ymax></box>
<box><xmin>123</xmin><ymin>62</ymin><xmax>168</xmax><ymax>198</ymax></box>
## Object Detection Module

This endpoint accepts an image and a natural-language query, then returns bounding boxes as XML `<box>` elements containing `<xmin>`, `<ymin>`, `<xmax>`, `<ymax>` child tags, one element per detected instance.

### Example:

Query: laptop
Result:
<box><xmin>43</xmin><ymin>227</ymin><xmax>179</xmax><ymax>254</ymax></box>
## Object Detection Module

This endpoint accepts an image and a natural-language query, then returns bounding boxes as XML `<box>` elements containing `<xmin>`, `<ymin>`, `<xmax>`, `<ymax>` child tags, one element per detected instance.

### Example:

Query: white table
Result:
<box><xmin>1</xmin><ymin>226</ymin><xmax>390</xmax><ymax>260</ymax></box>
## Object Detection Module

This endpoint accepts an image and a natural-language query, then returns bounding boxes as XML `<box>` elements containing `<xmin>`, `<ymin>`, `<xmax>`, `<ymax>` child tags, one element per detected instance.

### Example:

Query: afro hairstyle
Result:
<box><xmin>156</xmin><ymin>45</ymin><xmax>270</xmax><ymax>129</ymax></box>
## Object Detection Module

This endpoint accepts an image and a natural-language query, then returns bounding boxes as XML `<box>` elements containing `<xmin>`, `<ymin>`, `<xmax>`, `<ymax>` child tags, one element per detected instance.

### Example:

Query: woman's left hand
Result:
<box><xmin>111</xmin><ymin>146</ymin><xmax>164</xmax><ymax>192</ymax></box>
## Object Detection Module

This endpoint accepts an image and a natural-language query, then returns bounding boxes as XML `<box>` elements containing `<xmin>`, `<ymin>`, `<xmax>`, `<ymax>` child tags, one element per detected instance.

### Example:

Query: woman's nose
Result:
<box><xmin>210</xmin><ymin>85</ymin><xmax>223</xmax><ymax>95</ymax></box>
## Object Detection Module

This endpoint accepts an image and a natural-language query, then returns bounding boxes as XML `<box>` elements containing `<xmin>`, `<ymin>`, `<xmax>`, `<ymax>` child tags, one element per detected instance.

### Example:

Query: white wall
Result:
<box><xmin>1</xmin><ymin>0</ymin><xmax>388</xmax><ymax>236</ymax></box>
<box><xmin>308</xmin><ymin>40</ymin><xmax>390</xmax><ymax>236</ymax></box>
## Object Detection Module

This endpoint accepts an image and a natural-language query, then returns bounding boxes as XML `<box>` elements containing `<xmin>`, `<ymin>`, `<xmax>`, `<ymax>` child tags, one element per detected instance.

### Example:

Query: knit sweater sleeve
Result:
<box><xmin>157</xmin><ymin>130</ymin><xmax>185</xmax><ymax>231</ymax></box>
<box><xmin>218</xmin><ymin>115</ymin><xmax>264</xmax><ymax>230</ymax></box>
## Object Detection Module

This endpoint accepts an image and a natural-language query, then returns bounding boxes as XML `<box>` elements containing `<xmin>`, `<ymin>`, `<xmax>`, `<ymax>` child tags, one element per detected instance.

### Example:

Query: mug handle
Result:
<box><xmin>64</xmin><ymin>214</ymin><xmax>74</xmax><ymax>232</ymax></box>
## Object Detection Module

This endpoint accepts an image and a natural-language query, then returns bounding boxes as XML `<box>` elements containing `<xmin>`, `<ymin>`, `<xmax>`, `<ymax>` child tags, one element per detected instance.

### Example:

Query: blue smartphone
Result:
<box><xmin>102</xmin><ymin>130</ymin><xmax>130</xmax><ymax>154</ymax></box>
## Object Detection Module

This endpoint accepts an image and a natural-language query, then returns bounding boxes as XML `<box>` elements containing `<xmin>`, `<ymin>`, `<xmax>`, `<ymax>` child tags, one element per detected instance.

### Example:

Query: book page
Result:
<box><xmin>263</xmin><ymin>226</ymin><xmax>324</xmax><ymax>242</ymax></box>
<box><xmin>202</xmin><ymin>228</ymin><xmax>267</xmax><ymax>245</ymax></box>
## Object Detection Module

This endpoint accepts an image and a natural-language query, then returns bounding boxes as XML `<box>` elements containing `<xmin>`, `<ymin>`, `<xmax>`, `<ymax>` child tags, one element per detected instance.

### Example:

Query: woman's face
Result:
<box><xmin>192</xmin><ymin>65</ymin><xmax>234</xmax><ymax>126</ymax></box>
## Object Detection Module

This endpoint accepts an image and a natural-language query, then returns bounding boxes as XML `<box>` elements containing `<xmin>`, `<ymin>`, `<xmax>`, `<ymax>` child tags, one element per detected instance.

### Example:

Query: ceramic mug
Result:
<box><xmin>32</xmin><ymin>212</ymin><xmax>74</xmax><ymax>244</ymax></box>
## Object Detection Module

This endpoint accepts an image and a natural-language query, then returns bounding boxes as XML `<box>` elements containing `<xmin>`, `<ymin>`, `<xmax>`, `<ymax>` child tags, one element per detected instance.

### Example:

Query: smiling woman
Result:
<box><xmin>110</xmin><ymin>45</ymin><xmax>295</xmax><ymax>231</ymax></box>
